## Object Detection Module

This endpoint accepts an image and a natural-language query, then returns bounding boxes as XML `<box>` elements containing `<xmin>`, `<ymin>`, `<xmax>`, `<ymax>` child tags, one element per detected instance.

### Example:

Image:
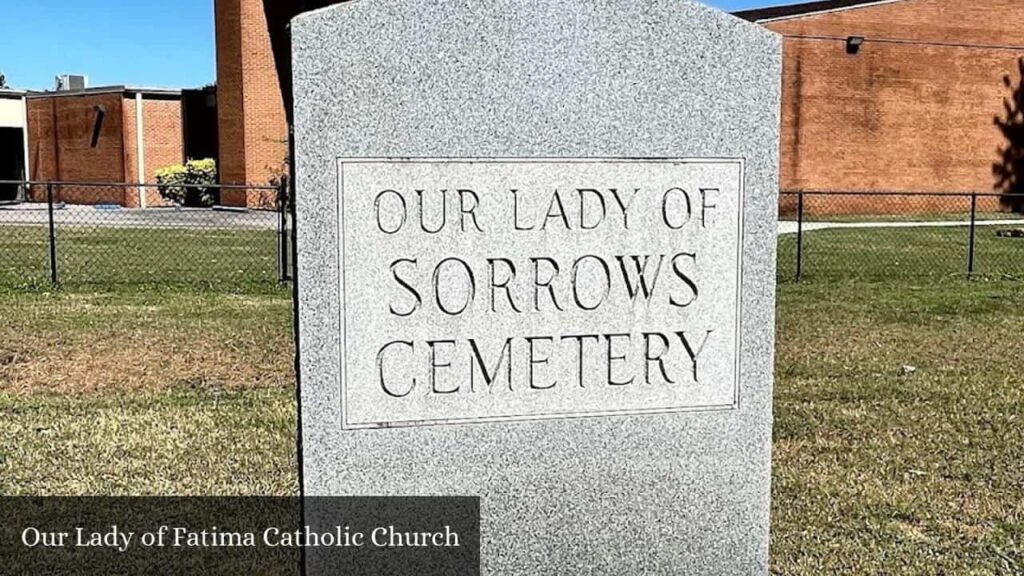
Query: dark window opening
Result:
<box><xmin>0</xmin><ymin>127</ymin><xmax>25</xmax><ymax>202</ymax></box>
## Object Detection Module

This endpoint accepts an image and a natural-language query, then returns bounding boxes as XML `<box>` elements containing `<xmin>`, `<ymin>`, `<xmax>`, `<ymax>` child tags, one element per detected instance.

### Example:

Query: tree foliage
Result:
<box><xmin>994</xmin><ymin>58</ymin><xmax>1024</xmax><ymax>213</ymax></box>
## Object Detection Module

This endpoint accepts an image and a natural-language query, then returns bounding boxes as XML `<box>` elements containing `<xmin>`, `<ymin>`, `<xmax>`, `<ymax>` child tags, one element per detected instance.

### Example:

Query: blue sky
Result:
<box><xmin>0</xmin><ymin>0</ymin><xmax>792</xmax><ymax>91</ymax></box>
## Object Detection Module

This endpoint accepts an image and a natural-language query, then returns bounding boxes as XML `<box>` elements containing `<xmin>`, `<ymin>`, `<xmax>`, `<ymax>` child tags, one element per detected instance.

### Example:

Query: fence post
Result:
<box><xmin>795</xmin><ymin>192</ymin><xmax>804</xmax><ymax>281</ymax></box>
<box><xmin>289</xmin><ymin>177</ymin><xmax>297</xmax><ymax>283</ymax></box>
<box><xmin>278</xmin><ymin>178</ymin><xmax>290</xmax><ymax>282</ymax></box>
<box><xmin>46</xmin><ymin>183</ymin><xmax>59</xmax><ymax>286</ymax></box>
<box><xmin>967</xmin><ymin>193</ymin><xmax>978</xmax><ymax>277</ymax></box>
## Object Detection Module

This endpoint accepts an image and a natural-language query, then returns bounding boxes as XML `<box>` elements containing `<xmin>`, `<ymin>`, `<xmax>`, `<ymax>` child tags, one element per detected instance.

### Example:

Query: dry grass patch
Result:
<box><xmin>0</xmin><ymin>286</ymin><xmax>297</xmax><ymax>495</ymax></box>
<box><xmin>0</xmin><ymin>388</ymin><xmax>297</xmax><ymax>495</ymax></box>
<box><xmin>0</xmin><ymin>289</ymin><xmax>293</xmax><ymax>394</ymax></box>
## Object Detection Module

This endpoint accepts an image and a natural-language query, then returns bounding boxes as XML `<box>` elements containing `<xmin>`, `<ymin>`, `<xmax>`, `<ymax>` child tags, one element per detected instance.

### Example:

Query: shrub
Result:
<box><xmin>155</xmin><ymin>159</ymin><xmax>218</xmax><ymax>207</ymax></box>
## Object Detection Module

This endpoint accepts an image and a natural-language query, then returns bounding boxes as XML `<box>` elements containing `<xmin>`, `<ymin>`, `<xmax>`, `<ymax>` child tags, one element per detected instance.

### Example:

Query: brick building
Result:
<box><xmin>247</xmin><ymin>0</ymin><xmax>1024</xmax><ymax>215</ymax></box>
<box><xmin>737</xmin><ymin>0</ymin><xmax>1024</xmax><ymax>214</ymax></box>
<box><xmin>17</xmin><ymin>0</ymin><xmax>290</xmax><ymax>209</ymax></box>
<box><xmin>26</xmin><ymin>87</ymin><xmax>185</xmax><ymax>207</ymax></box>
<box><xmin>18</xmin><ymin>0</ymin><xmax>1024</xmax><ymax>214</ymax></box>
<box><xmin>215</xmin><ymin>0</ymin><xmax>289</xmax><ymax>207</ymax></box>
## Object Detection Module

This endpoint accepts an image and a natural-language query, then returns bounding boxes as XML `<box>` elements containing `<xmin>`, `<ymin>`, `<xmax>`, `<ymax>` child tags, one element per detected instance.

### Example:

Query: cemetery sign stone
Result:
<box><xmin>293</xmin><ymin>0</ymin><xmax>780</xmax><ymax>573</ymax></box>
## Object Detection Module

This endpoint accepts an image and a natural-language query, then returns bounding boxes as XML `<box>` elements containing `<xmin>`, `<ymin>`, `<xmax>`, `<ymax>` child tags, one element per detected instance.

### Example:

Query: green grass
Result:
<box><xmin>0</xmin><ymin>225</ymin><xmax>280</xmax><ymax>290</ymax></box>
<box><xmin>773</xmin><ymin>278</ymin><xmax>1024</xmax><ymax>574</ymax></box>
<box><xmin>781</xmin><ymin>211</ymin><xmax>1024</xmax><ymax>224</ymax></box>
<box><xmin>778</xmin><ymin>226</ymin><xmax>1024</xmax><ymax>281</ymax></box>
<box><xmin>0</xmin><ymin>227</ymin><xmax>1022</xmax><ymax>573</ymax></box>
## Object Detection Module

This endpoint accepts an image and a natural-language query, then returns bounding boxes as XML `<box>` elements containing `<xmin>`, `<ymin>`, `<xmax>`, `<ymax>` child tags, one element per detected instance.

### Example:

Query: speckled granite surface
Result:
<box><xmin>292</xmin><ymin>1</ymin><xmax>780</xmax><ymax>573</ymax></box>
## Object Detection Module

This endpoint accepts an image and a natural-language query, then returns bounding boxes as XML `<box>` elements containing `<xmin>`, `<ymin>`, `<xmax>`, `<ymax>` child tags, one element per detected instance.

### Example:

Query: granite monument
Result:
<box><xmin>294</xmin><ymin>0</ymin><xmax>780</xmax><ymax>573</ymax></box>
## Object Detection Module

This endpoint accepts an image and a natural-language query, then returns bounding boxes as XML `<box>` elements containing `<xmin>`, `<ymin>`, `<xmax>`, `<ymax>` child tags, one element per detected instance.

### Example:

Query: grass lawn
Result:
<box><xmin>0</xmin><ymin>224</ymin><xmax>280</xmax><ymax>289</ymax></box>
<box><xmin>0</xmin><ymin>227</ymin><xmax>1022</xmax><ymax>573</ymax></box>
<box><xmin>778</xmin><ymin>225</ymin><xmax>1024</xmax><ymax>281</ymax></box>
<box><xmin>781</xmin><ymin>210</ymin><xmax>1024</xmax><ymax>224</ymax></box>
<box><xmin>0</xmin><ymin>287</ymin><xmax>297</xmax><ymax>495</ymax></box>
<box><xmin>773</xmin><ymin>278</ymin><xmax>1024</xmax><ymax>574</ymax></box>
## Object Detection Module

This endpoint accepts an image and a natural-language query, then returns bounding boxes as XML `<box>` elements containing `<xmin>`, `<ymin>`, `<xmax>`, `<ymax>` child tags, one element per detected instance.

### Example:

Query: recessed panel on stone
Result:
<box><xmin>338</xmin><ymin>158</ymin><xmax>744</xmax><ymax>429</ymax></box>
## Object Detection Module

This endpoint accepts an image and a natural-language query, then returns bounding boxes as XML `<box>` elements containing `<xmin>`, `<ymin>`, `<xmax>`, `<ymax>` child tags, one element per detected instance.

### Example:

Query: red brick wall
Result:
<box><xmin>141</xmin><ymin>98</ymin><xmax>184</xmax><ymax>207</ymax></box>
<box><xmin>122</xmin><ymin>95</ymin><xmax>185</xmax><ymax>207</ymax></box>
<box><xmin>26</xmin><ymin>93</ymin><xmax>128</xmax><ymax>205</ymax></box>
<box><xmin>28</xmin><ymin>92</ymin><xmax>185</xmax><ymax>207</ymax></box>
<box><xmin>26</xmin><ymin>98</ymin><xmax>56</xmax><ymax>184</ymax></box>
<box><xmin>216</xmin><ymin>0</ymin><xmax>246</xmax><ymax>195</ymax></box>
<box><xmin>240</xmin><ymin>0</ymin><xmax>288</xmax><ymax>187</ymax></box>
<box><xmin>764</xmin><ymin>0</ymin><xmax>1024</xmax><ymax>214</ymax></box>
<box><xmin>216</xmin><ymin>0</ymin><xmax>288</xmax><ymax>207</ymax></box>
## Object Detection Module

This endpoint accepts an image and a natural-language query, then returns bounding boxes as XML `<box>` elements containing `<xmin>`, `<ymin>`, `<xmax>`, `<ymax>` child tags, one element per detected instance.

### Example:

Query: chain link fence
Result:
<box><xmin>5</xmin><ymin>185</ymin><xmax>1022</xmax><ymax>288</ymax></box>
<box><xmin>0</xmin><ymin>181</ymin><xmax>292</xmax><ymax>290</ymax></box>
<box><xmin>778</xmin><ymin>191</ymin><xmax>1024</xmax><ymax>281</ymax></box>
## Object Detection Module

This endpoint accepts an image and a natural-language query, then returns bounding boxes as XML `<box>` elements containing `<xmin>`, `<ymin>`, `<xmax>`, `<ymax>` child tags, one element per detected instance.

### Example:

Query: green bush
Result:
<box><xmin>155</xmin><ymin>159</ymin><xmax>218</xmax><ymax>207</ymax></box>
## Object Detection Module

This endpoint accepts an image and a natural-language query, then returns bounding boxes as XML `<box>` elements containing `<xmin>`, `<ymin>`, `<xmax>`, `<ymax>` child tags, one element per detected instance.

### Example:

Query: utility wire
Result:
<box><xmin>783</xmin><ymin>34</ymin><xmax>1024</xmax><ymax>52</ymax></box>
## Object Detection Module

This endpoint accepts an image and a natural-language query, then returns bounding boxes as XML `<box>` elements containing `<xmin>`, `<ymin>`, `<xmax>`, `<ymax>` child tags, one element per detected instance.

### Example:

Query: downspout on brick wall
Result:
<box><xmin>20</xmin><ymin>94</ymin><xmax>29</xmax><ymax>181</ymax></box>
<box><xmin>135</xmin><ymin>92</ymin><xmax>146</xmax><ymax>208</ymax></box>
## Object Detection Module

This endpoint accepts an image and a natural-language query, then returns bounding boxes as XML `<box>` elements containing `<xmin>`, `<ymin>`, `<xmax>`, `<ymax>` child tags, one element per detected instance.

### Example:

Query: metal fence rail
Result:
<box><xmin>3</xmin><ymin>185</ymin><xmax>1021</xmax><ymax>288</ymax></box>
<box><xmin>779</xmin><ymin>191</ymin><xmax>1024</xmax><ymax>281</ymax></box>
<box><xmin>0</xmin><ymin>181</ymin><xmax>291</xmax><ymax>289</ymax></box>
